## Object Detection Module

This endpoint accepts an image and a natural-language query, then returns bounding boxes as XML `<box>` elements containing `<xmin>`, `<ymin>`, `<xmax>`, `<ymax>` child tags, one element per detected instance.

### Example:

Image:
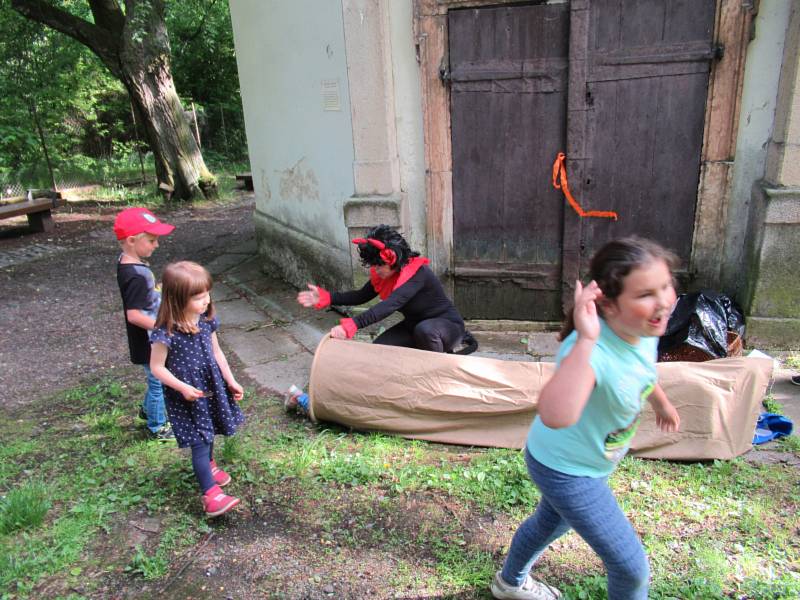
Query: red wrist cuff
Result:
<box><xmin>314</xmin><ymin>287</ymin><xmax>331</xmax><ymax>310</ymax></box>
<box><xmin>340</xmin><ymin>318</ymin><xmax>358</xmax><ymax>339</ymax></box>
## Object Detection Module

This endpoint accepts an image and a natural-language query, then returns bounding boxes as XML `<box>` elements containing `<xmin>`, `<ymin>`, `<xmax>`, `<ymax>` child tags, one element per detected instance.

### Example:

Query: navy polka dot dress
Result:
<box><xmin>150</xmin><ymin>315</ymin><xmax>244</xmax><ymax>448</ymax></box>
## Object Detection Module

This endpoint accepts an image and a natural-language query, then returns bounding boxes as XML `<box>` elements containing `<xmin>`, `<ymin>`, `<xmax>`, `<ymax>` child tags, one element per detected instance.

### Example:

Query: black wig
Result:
<box><xmin>357</xmin><ymin>224</ymin><xmax>419</xmax><ymax>270</ymax></box>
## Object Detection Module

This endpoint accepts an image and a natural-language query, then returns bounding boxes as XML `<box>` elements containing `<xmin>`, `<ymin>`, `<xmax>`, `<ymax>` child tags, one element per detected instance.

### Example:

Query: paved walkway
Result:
<box><xmin>207</xmin><ymin>234</ymin><xmax>800</xmax><ymax>431</ymax></box>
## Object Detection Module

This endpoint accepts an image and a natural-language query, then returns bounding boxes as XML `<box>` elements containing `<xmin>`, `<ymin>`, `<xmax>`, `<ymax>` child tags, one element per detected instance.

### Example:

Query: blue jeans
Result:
<box><xmin>501</xmin><ymin>450</ymin><xmax>649</xmax><ymax>600</ymax></box>
<box><xmin>142</xmin><ymin>365</ymin><xmax>167</xmax><ymax>432</ymax></box>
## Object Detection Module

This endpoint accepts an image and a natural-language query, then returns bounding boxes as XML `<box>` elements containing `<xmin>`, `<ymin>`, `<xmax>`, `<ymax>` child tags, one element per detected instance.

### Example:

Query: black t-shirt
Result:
<box><xmin>116</xmin><ymin>259</ymin><xmax>160</xmax><ymax>364</ymax></box>
<box><xmin>332</xmin><ymin>265</ymin><xmax>464</xmax><ymax>330</ymax></box>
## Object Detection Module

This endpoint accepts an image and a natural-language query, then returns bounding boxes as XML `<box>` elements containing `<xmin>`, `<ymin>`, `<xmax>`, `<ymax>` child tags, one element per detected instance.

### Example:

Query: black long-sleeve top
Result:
<box><xmin>332</xmin><ymin>265</ymin><xmax>464</xmax><ymax>330</ymax></box>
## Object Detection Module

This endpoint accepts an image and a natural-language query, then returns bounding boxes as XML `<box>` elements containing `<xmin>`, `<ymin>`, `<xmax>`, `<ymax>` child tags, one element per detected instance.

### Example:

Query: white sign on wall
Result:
<box><xmin>321</xmin><ymin>79</ymin><xmax>341</xmax><ymax>112</ymax></box>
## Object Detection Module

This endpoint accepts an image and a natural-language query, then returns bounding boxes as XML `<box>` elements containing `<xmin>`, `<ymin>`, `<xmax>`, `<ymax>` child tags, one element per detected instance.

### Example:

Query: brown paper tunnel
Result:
<box><xmin>308</xmin><ymin>335</ymin><xmax>772</xmax><ymax>460</ymax></box>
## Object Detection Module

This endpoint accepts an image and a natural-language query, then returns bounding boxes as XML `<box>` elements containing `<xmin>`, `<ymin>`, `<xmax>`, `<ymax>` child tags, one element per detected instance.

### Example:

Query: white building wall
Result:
<box><xmin>720</xmin><ymin>0</ymin><xmax>792</xmax><ymax>295</ymax></box>
<box><xmin>230</xmin><ymin>0</ymin><xmax>427</xmax><ymax>288</ymax></box>
<box><xmin>230</xmin><ymin>0</ymin><xmax>356</xmax><ymax>286</ymax></box>
<box><xmin>388</xmin><ymin>0</ymin><xmax>428</xmax><ymax>255</ymax></box>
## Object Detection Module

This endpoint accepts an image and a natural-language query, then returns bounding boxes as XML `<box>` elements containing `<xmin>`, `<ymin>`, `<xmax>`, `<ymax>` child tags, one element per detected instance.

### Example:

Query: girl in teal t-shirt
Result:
<box><xmin>491</xmin><ymin>238</ymin><xmax>681</xmax><ymax>600</ymax></box>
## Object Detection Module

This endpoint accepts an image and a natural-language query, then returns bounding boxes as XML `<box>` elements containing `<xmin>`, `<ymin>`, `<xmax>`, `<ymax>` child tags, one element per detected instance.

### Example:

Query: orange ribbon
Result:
<box><xmin>552</xmin><ymin>152</ymin><xmax>618</xmax><ymax>220</ymax></box>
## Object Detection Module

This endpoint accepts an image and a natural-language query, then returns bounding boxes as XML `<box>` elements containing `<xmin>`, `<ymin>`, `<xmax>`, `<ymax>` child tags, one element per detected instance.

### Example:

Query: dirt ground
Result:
<box><xmin>0</xmin><ymin>195</ymin><xmax>255</xmax><ymax>409</ymax></box>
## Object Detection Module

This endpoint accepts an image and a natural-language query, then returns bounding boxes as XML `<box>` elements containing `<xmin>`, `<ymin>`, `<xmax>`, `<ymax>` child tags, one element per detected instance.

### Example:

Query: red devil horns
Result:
<box><xmin>351</xmin><ymin>237</ymin><xmax>384</xmax><ymax>250</ymax></box>
<box><xmin>351</xmin><ymin>237</ymin><xmax>397</xmax><ymax>266</ymax></box>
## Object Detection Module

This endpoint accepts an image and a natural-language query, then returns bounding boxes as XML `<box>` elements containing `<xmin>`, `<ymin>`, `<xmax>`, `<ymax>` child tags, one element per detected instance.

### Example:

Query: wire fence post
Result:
<box><xmin>191</xmin><ymin>101</ymin><xmax>202</xmax><ymax>148</ymax></box>
<box><xmin>130</xmin><ymin>101</ymin><xmax>146</xmax><ymax>183</ymax></box>
<box><xmin>29</xmin><ymin>100</ymin><xmax>57</xmax><ymax>192</ymax></box>
<box><xmin>220</xmin><ymin>105</ymin><xmax>229</xmax><ymax>154</ymax></box>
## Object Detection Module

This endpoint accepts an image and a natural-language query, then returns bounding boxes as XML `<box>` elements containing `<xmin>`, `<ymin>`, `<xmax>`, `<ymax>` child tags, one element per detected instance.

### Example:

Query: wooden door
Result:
<box><xmin>448</xmin><ymin>0</ymin><xmax>717</xmax><ymax>319</ymax></box>
<box><xmin>569</xmin><ymin>0</ymin><xmax>717</xmax><ymax>279</ymax></box>
<box><xmin>449</xmin><ymin>4</ymin><xmax>569</xmax><ymax>320</ymax></box>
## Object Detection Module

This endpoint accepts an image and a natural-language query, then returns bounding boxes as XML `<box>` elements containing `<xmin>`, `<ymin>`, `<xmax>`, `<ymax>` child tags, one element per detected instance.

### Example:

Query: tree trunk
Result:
<box><xmin>11</xmin><ymin>0</ymin><xmax>217</xmax><ymax>201</ymax></box>
<box><xmin>120</xmin><ymin>0</ymin><xmax>215</xmax><ymax>200</ymax></box>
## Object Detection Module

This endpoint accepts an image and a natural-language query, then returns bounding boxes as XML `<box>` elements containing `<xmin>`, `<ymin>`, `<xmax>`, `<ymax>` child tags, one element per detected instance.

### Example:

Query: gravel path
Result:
<box><xmin>0</xmin><ymin>194</ymin><xmax>256</xmax><ymax>409</ymax></box>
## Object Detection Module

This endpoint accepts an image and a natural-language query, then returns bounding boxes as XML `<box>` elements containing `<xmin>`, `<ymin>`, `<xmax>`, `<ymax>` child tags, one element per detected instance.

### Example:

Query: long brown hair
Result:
<box><xmin>155</xmin><ymin>261</ymin><xmax>215</xmax><ymax>335</ymax></box>
<box><xmin>559</xmin><ymin>237</ymin><xmax>678</xmax><ymax>341</ymax></box>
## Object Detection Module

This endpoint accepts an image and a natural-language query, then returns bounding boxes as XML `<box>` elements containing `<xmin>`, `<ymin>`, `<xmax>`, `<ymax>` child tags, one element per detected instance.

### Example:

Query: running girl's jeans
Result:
<box><xmin>142</xmin><ymin>365</ymin><xmax>167</xmax><ymax>433</ymax></box>
<box><xmin>501</xmin><ymin>449</ymin><xmax>649</xmax><ymax>600</ymax></box>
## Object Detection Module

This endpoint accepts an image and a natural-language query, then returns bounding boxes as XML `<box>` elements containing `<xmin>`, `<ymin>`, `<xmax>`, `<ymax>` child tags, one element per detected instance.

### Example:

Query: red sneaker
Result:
<box><xmin>202</xmin><ymin>485</ymin><xmax>240</xmax><ymax>517</ymax></box>
<box><xmin>210</xmin><ymin>460</ymin><xmax>231</xmax><ymax>486</ymax></box>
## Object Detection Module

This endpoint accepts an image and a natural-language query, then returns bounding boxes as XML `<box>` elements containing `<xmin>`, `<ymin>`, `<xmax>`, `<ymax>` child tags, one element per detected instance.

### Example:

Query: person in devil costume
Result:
<box><xmin>297</xmin><ymin>224</ymin><xmax>477</xmax><ymax>354</ymax></box>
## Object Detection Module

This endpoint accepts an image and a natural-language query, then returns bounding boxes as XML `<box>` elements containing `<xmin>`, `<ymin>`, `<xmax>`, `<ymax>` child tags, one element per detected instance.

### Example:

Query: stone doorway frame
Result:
<box><xmin>413</xmin><ymin>0</ymin><xmax>757</xmax><ymax>291</ymax></box>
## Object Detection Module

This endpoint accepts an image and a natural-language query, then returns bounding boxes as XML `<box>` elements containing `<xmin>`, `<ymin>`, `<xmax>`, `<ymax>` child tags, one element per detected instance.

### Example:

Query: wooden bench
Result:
<box><xmin>235</xmin><ymin>172</ymin><xmax>253</xmax><ymax>191</ymax></box>
<box><xmin>0</xmin><ymin>191</ymin><xmax>65</xmax><ymax>233</ymax></box>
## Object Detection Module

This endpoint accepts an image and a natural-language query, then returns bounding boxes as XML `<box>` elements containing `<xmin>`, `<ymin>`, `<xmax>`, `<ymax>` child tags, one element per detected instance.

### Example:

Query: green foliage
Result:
<box><xmin>762</xmin><ymin>394</ymin><xmax>784</xmax><ymax>414</ymax></box>
<box><xmin>0</xmin><ymin>0</ymin><xmax>248</xmax><ymax>193</ymax></box>
<box><xmin>563</xmin><ymin>575</ymin><xmax>607</xmax><ymax>599</ymax></box>
<box><xmin>0</xmin><ymin>5</ymin><xmax>127</xmax><ymax>177</ymax></box>
<box><xmin>126</xmin><ymin>545</ymin><xmax>169</xmax><ymax>580</ymax></box>
<box><xmin>0</xmin><ymin>481</ymin><xmax>51</xmax><ymax>535</ymax></box>
<box><xmin>776</xmin><ymin>435</ymin><xmax>800</xmax><ymax>454</ymax></box>
<box><xmin>166</xmin><ymin>0</ymin><xmax>247</xmax><ymax>157</ymax></box>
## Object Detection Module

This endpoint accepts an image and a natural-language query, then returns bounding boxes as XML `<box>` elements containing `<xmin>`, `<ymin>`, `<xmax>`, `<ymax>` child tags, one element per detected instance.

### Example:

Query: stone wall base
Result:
<box><xmin>253</xmin><ymin>209</ymin><xmax>352</xmax><ymax>291</ymax></box>
<box><xmin>742</xmin><ymin>183</ymin><xmax>800</xmax><ymax>349</ymax></box>
<box><xmin>745</xmin><ymin>317</ymin><xmax>800</xmax><ymax>350</ymax></box>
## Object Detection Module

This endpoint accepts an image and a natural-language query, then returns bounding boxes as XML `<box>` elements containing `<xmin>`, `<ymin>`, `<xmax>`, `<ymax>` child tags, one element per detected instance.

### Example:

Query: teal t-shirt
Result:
<box><xmin>526</xmin><ymin>320</ymin><xmax>659</xmax><ymax>478</ymax></box>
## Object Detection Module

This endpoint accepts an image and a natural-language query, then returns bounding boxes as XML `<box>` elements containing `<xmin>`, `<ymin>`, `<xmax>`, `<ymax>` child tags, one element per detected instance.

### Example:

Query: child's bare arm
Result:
<box><xmin>647</xmin><ymin>383</ymin><xmax>680</xmax><ymax>432</ymax></box>
<box><xmin>150</xmin><ymin>342</ymin><xmax>203</xmax><ymax>401</ymax></box>
<box><xmin>537</xmin><ymin>281</ymin><xmax>601</xmax><ymax>429</ymax></box>
<box><xmin>126</xmin><ymin>308</ymin><xmax>156</xmax><ymax>330</ymax></box>
<box><xmin>537</xmin><ymin>338</ymin><xmax>596</xmax><ymax>428</ymax></box>
<box><xmin>211</xmin><ymin>333</ymin><xmax>244</xmax><ymax>400</ymax></box>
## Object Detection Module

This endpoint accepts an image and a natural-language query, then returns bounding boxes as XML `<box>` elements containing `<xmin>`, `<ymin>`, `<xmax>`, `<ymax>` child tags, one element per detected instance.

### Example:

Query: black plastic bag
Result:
<box><xmin>658</xmin><ymin>290</ymin><xmax>745</xmax><ymax>358</ymax></box>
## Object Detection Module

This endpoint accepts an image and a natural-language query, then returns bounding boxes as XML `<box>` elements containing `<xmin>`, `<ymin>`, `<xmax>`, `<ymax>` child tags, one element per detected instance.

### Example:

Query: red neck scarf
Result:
<box><xmin>369</xmin><ymin>256</ymin><xmax>430</xmax><ymax>299</ymax></box>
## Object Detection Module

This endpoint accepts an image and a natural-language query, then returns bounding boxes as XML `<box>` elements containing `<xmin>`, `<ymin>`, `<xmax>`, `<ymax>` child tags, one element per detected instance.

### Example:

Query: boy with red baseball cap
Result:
<box><xmin>114</xmin><ymin>207</ymin><xmax>175</xmax><ymax>441</ymax></box>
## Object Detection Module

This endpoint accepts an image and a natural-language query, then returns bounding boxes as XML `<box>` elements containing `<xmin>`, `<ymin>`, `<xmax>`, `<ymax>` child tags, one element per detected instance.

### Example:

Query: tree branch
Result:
<box><xmin>88</xmin><ymin>0</ymin><xmax>125</xmax><ymax>33</ymax></box>
<box><xmin>11</xmin><ymin>0</ymin><xmax>120</xmax><ymax>72</ymax></box>
<box><xmin>182</xmin><ymin>0</ymin><xmax>219</xmax><ymax>46</ymax></box>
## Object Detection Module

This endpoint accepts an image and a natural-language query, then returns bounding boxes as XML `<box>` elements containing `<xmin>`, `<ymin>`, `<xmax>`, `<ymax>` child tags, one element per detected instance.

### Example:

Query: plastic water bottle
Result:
<box><xmin>286</xmin><ymin>384</ymin><xmax>309</xmax><ymax>413</ymax></box>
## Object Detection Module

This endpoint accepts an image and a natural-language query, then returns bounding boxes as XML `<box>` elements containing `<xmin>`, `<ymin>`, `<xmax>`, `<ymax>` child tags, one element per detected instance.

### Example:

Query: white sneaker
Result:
<box><xmin>491</xmin><ymin>570</ymin><xmax>561</xmax><ymax>600</ymax></box>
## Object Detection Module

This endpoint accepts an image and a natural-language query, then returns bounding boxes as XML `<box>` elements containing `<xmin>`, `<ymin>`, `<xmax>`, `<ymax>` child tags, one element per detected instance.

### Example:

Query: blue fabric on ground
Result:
<box><xmin>753</xmin><ymin>412</ymin><xmax>794</xmax><ymax>445</ymax></box>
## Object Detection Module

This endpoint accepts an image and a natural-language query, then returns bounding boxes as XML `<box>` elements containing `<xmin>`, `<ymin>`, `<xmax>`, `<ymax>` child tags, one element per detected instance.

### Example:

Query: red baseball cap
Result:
<box><xmin>113</xmin><ymin>207</ymin><xmax>175</xmax><ymax>240</ymax></box>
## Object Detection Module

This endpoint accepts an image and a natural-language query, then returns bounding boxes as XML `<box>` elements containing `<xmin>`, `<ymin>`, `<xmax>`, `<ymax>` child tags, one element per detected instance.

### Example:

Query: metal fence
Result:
<box><xmin>0</xmin><ymin>153</ymin><xmax>153</xmax><ymax>201</ymax></box>
<box><xmin>0</xmin><ymin>101</ymin><xmax>246</xmax><ymax>201</ymax></box>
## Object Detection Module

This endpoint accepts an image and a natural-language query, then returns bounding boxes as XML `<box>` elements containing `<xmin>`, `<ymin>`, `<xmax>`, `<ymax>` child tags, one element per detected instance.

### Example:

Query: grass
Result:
<box><xmin>3</xmin><ymin>150</ymin><xmax>250</xmax><ymax>200</ymax></box>
<box><xmin>87</xmin><ymin>168</ymin><xmax>246</xmax><ymax>208</ymax></box>
<box><xmin>763</xmin><ymin>394</ymin><xmax>784</xmax><ymax>414</ymax></box>
<box><xmin>1</xmin><ymin>375</ymin><xmax>799</xmax><ymax>598</ymax></box>
<box><xmin>125</xmin><ymin>516</ymin><xmax>206</xmax><ymax>580</ymax></box>
<box><xmin>0</xmin><ymin>482</ymin><xmax>51</xmax><ymax>535</ymax></box>
<box><xmin>777</xmin><ymin>435</ymin><xmax>800</xmax><ymax>454</ymax></box>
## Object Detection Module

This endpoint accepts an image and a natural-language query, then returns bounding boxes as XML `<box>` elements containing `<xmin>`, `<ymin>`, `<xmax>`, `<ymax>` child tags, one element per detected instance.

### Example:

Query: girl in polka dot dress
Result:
<box><xmin>150</xmin><ymin>261</ymin><xmax>245</xmax><ymax>517</ymax></box>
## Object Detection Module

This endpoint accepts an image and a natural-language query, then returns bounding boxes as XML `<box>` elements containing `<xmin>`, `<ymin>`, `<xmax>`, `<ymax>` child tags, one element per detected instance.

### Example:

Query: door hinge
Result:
<box><xmin>439</xmin><ymin>65</ymin><xmax>451</xmax><ymax>83</ymax></box>
<box><xmin>713</xmin><ymin>43</ymin><xmax>725</xmax><ymax>60</ymax></box>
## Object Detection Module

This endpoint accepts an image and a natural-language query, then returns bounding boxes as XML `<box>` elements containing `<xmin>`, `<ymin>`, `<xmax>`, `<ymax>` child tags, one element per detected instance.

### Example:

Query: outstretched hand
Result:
<box><xmin>330</xmin><ymin>325</ymin><xmax>347</xmax><ymax>339</ymax></box>
<box><xmin>573</xmin><ymin>280</ymin><xmax>602</xmax><ymax>341</ymax></box>
<box><xmin>297</xmin><ymin>283</ymin><xmax>320</xmax><ymax>307</ymax></box>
